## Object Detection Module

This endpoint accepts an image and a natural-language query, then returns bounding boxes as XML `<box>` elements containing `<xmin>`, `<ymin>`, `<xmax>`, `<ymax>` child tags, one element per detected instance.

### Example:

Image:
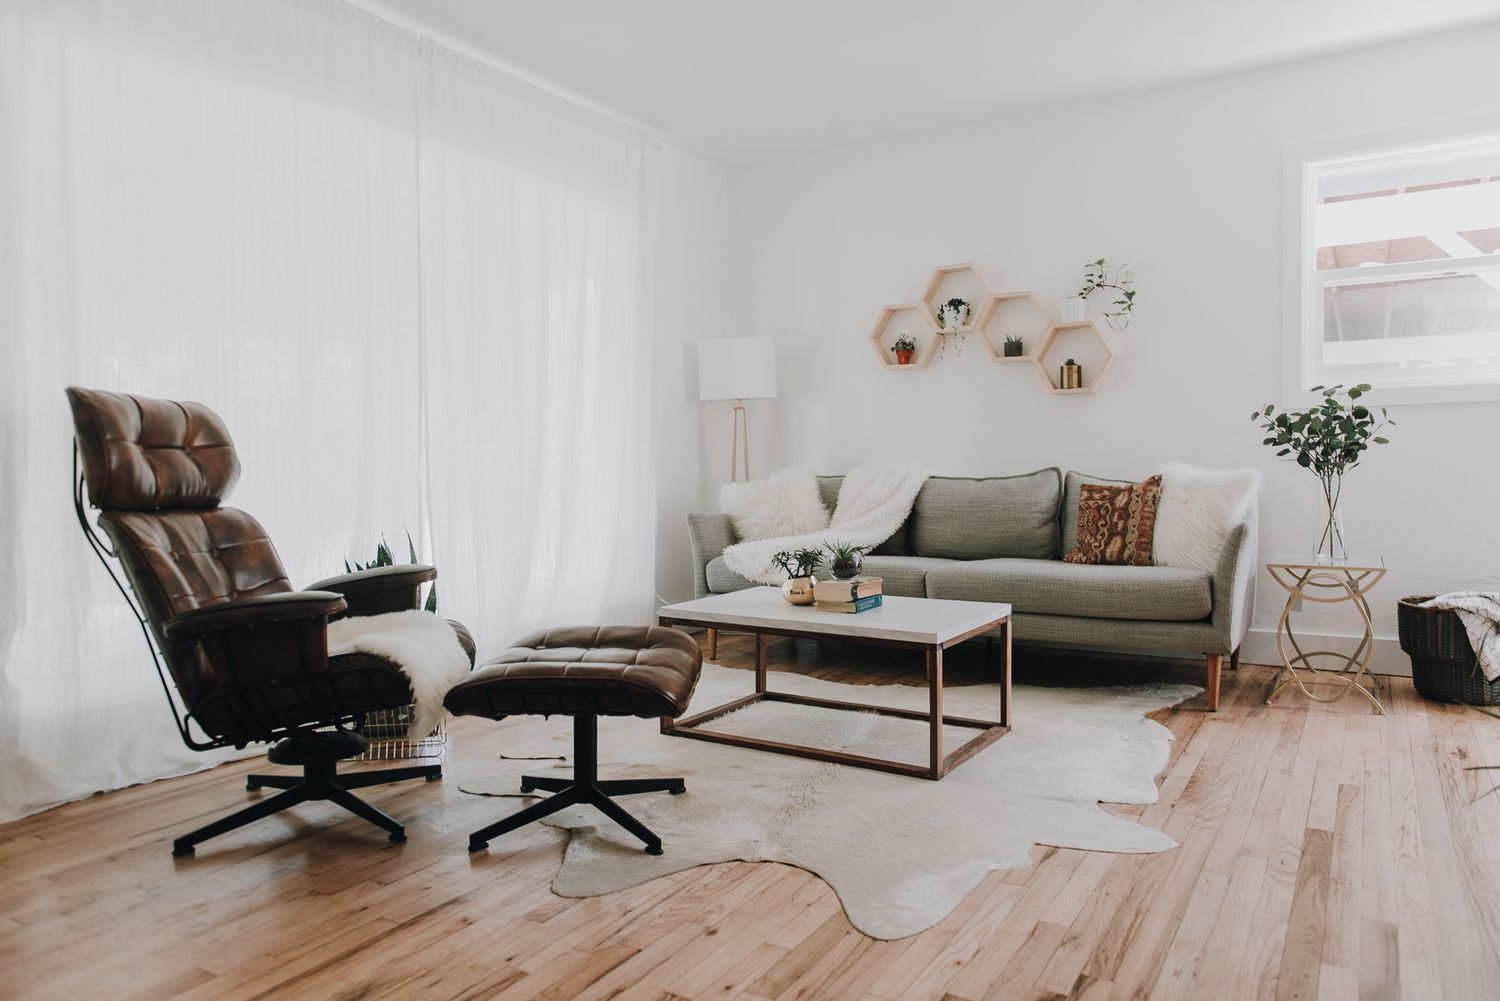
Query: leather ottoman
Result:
<box><xmin>445</xmin><ymin>625</ymin><xmax>702</xmax><ymax>854</ymax></box>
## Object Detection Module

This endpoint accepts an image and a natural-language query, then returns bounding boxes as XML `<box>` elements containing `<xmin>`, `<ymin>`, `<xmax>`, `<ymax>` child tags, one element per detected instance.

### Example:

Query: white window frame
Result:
<box><xmin>1282</xmin><ymin>115</ymin><xmax>1500</xmax><ymax>407</ymax></box>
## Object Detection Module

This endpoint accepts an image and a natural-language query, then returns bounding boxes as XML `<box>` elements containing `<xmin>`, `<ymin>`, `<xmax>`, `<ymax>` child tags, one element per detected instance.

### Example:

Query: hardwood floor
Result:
<box><xmin>3</xmin><ymin>633</ymin><xmax>1498</xmax><ymax>1000</ymax></box>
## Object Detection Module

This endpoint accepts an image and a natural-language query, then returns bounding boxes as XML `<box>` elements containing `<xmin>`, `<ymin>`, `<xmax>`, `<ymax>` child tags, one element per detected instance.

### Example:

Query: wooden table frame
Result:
<box><xmin>655</xmin><ymin>612</ymin><xmax>1012</xmax><ymax>781</ymax></box>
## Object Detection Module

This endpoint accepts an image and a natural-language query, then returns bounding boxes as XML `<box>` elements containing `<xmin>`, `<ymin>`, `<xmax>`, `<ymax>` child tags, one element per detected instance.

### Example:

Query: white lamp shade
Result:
<box><xmin>697</xmin><ymin>337</ymin><xmax>778</xmax><ymax>401</ymax></box>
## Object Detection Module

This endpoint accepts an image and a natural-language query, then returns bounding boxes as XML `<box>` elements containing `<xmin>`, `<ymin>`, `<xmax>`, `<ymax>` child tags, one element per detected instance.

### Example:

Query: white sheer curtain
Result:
<box><xmin>0</xmin><ymin>0</ymin><xmax>654</xmax><ymax>823</ymax></box>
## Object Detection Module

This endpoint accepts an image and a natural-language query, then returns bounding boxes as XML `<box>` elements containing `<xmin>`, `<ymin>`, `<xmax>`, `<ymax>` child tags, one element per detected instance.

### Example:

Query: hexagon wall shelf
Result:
<box><xmin>868</xmin><ymin>303</ymin><xmax>942</xmax><ymax>370</ymax></box>
<box><xmin>1032</xmin><ymin>320</ymin><xmax>1116</xmax><ymax>394</ymax></box>
<box><xmin>920</xmin><ymin>263</ymin><xmax>990</xmax><ymax>334</ymax></box>
<box><xmin>975</xmin><ymin>291</ymin><xmax>1051</xmax><ymax>364</ymax></box>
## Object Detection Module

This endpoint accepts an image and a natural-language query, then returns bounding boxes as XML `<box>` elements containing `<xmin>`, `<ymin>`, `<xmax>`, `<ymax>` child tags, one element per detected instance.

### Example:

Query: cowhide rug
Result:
<box><xmin>459</xmin><ymin>663</ymin><xmax>1198</xmax><ymax>940</ymax></box>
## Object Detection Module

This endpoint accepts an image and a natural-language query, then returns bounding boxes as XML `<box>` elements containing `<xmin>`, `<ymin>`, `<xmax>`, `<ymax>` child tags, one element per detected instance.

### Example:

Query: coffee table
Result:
<box><xmin>656</xmin><ymin>586</ymin><xmax>1011</xmax><ymax>780</ymax></box>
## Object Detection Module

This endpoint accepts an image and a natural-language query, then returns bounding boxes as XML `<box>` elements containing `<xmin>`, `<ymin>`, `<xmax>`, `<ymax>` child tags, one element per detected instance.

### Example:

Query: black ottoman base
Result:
<box><xmin>467</xmin><ymin>714</ymin><xmax>684</xmax><ymax>855</ymax></box>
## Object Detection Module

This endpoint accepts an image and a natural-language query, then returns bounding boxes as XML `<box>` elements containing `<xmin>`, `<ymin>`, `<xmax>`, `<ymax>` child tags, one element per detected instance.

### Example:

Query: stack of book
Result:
<box><xmin>812</xmin><ymin>576</ymin><xmax>883</xmax><ymax>613</ymax></box>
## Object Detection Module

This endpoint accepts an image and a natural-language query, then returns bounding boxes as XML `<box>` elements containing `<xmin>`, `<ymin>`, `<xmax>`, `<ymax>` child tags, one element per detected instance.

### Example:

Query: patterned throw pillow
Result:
<box><xmin>1063</xmin><ymin>475</ymin><xmax>1163</xmax><ymax>566</ymax></box>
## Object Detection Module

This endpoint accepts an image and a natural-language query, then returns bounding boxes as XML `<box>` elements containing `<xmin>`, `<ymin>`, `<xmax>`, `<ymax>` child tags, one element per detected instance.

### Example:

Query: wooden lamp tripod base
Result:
<box><xmin>729</xmin><ymin>398</ymin><xmax>749</xmax><ymax>482</ymax></box>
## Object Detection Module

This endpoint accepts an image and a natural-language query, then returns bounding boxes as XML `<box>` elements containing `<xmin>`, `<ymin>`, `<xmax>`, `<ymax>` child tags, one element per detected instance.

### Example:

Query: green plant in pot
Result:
<box><xmin>1003</xmin><ymin>334</ymin><xmax>1024</xmax><ymax>357</ymax></box>
<box><xmin>892</xmin><ymin>333</ymin><xmax>917</xmax><ymax>365</ymax></box>
<box><xmin>938</xmin><ymin>297</ymin><xmax>971</xmax><ymax>330</ymax></box>
<box><xmin>823</xmin><ymin>540</ymin><xmax>870</xmax><ymax>580</ymax></box>
<box><xmin>1251</xmin><ymin>383</ymin><xmax>1394</xmax><ymax>562</ymax></box>
<box><xmin>771</xmin><ymin>547</ymin><xmax>823</xmax><ymax>605</ymax></box>
<box><xmin>347</xmin><ymin>530</ymin><xmax>437</xmax><ymax>612</ymax></box>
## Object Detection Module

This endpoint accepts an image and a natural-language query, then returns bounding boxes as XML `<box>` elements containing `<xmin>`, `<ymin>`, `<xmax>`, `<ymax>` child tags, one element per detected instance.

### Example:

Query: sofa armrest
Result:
<box><xmin>162</xmin><ymin>591</ymin><xmax>347</xmax><ymax>639</ymax></box>
<box><xmin>1210</xmin><ymin>511</ymin><xmax>1258</xmax><ymax>655</ymax></box>
<box><xmin>307</xmin><ymin>564</ymin><xmax>436</xmax><ymax>619</ymax></box>
<box><xmin>687</xmin><ymin>512</ymin><xmax>737</xmax><ymax>599</ymax></box>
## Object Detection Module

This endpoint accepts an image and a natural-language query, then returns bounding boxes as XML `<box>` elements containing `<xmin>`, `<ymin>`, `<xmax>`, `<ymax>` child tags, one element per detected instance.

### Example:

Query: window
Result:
<box><xmin>1284</xmin><ymin>121</ymin><xmax>1500</xmax><ymax>404</ymax></box>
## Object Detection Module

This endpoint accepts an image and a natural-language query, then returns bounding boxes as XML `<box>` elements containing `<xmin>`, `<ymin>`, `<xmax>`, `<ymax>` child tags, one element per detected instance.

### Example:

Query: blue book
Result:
<box><xmin>814</xmin><ymin>594</ymin><xmax>883</xmax><ymax>614</ymax></box>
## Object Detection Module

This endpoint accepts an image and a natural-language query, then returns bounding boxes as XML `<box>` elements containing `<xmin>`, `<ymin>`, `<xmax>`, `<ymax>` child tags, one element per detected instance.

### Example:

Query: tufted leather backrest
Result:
<box><xmin>68</xmin><ymin>388</ymin><xmax>293</xmax><ymax>631</ymax></box>
<box><xmin>66</xmin><ymin>386</ymin><xmax>240</xmax><ymax>510</ymax></box>
<box><xmin>98</xmin><ymin>509</ymin><xmax>292</xmax><ymax>624</ymax></box>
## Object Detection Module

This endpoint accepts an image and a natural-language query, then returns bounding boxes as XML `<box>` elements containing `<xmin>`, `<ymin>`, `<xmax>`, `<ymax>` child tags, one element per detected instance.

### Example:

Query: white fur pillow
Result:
<box><xmin>1152</xmin><ymin>463</ymin><xmax>1262</xmax><ymax>573</ymax></box>
<box><xmin>720</xmin><ymin>465</ymin><xmax>831</xmax><ymax>542</ymax></box>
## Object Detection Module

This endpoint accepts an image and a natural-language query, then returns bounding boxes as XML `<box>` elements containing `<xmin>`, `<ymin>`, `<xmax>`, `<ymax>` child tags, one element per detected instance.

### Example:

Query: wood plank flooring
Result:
<box><xmin>2</xmin><ymin>634</ymin><xmax>1497</xmax><ymax>1000</ymax></box>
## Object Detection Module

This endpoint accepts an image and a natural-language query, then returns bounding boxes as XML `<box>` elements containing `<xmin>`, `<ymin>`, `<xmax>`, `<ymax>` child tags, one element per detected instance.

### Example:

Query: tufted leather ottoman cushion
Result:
<box><xmin>444</xmin><ymin>625</ymin><xmax>702</xmax><ymax>721</ymax></box>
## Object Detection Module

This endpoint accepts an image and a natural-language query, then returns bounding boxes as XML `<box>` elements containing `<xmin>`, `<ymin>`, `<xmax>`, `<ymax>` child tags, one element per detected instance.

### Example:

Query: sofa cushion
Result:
<box><xmin>925</xmin><ymin>558</ymin><xmax>1212</xmax><ymax>621</ymax></box>
<box><xmin>1060</xmin><ymin>470</ymin><xmax>1136</xmax><ymax>555</ymax></box>
<box><xmin>909</xmin><ymin>470</ymin><xmax>1061</xmax><ymax>560</ymax></box>
<box><xmin>858</xmin><ymin>556</ymin><xmax>952</xmax><ymax>598</ymax></box>
<box><xmin>704</xmin><ymin>556</ymin><xmax>757</xmax><ymax>594</ymax></box>
<box><xmin>817</xmin><ymin>475</ymin><xmax>911</xmax><ymax>556</ymax></box>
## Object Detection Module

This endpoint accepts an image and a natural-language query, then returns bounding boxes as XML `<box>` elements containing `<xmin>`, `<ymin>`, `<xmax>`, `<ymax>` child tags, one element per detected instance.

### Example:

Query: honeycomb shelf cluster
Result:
<box><xmin>867</xmin><ymin>262</ymin><xmax>1116</xmax><ymax>394</ymax></box>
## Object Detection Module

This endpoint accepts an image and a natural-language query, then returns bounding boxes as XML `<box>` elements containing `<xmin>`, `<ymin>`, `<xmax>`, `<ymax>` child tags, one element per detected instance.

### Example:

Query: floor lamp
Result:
<box><xmin>698</xmin><ymin>337</ymin><xmax>778</xmax><ymax>482</ymax></box>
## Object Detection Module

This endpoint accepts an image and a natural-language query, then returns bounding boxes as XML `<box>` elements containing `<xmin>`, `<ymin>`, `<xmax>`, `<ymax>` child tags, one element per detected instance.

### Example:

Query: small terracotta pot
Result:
<box><xmin>781</xmin><ymin>576</ymin><xmax>816</xmax><ymax>605</ymax></box>
<box><xmin>895</xmin><ymin>349</ymin><xmax>915</xmax><ymax>365</ymax></box>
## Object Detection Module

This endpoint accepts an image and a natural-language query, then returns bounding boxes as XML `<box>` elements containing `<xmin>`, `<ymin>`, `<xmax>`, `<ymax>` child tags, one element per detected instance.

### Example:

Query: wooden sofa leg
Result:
<box><xmin>707</xmin><ymin>628</ymin><xmax>718</xmax><ymax>661</ymax></box>
<box><xmin>1229</xmin><ymin>647</ymin><xmax>1241</xmax><ymax>671</ymax></box>
<box><xmin>1206</xmin><ymin>654</ymin><xmax>1223</xmax><ymax>711</ymax></box>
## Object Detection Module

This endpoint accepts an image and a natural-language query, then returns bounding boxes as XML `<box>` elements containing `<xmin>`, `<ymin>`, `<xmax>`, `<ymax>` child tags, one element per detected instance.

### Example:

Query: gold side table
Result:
<box><xmin>1265</xmin><ymin>554</ymin><xmax>1387</xmax><ymax>714</ymax></box>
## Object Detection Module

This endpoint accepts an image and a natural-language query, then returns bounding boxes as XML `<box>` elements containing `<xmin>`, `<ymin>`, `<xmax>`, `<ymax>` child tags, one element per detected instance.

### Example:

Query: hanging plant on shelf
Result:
<box><xmin>1078</xmin><ymin>260</ymin><xmax>1136</xmax><ymax>331</ymax></box>
<box><xmin>936</xmin><ymin>298</ymin><xmax>970</xmax><ymax>357</ymax></box>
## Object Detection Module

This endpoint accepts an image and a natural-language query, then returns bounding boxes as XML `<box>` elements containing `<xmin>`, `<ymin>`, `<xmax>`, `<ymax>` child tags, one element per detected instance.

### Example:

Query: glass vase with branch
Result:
<box><xmin>1252</xmin><ymin>383</ymin><xmax>1394</xmax><ymax>562</ymax></box>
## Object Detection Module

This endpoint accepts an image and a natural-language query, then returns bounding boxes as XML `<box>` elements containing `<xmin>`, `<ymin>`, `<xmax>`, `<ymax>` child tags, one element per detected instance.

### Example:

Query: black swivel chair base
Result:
<box><xmin>467</xmin><ymin>714</ymin><xmax>684</xmax><ymax>856</ymax></box>
<box><xmin>171</xmin><ymin>731</ymin><xmax>440</xmax><ymax>857</ymax></box>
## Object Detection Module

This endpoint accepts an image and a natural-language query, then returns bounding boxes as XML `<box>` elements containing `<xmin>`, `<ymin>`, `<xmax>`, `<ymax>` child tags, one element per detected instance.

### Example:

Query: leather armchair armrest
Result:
<box><xmin>163</xmin><ymin>591</ymin><xmax>347</xmax><ymax>639</ymax></box>
<box><xmin>307</xmin><ymin>564</ymin><xmax>437</xmax><ymax>619</ymax></box>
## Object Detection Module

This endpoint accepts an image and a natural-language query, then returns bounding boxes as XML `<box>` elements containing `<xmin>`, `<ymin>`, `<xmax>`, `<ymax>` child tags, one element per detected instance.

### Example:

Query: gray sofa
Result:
<box><xmin>686</xmin><ymin>468</ymin><xmax>1257</xmax><ymax>710</ymax></box>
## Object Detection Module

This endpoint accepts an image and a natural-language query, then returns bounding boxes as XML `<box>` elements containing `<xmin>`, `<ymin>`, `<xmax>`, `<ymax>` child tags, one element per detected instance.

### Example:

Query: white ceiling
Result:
<box><xmin>369</xmin><ymin>0</ymin><xmax>1500</xmax><ymax>165</ymax></box>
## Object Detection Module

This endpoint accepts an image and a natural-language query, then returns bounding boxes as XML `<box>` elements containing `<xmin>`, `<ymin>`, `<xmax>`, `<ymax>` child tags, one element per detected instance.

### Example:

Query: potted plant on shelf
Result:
<box><xmin>771</xmin><ymin>547</ymin><xmax>824</xmax><ymax>605</ymax></box>
<box><xmin>823</xmin><ymin>541</ymin><xmax>870</xmax><ymax>580</ymax></box>
<box><xmin>1251</xmin><ymin>383</ymin><xmax>1394</xmax><ymax>562</ymax></box>
<box><xmin>937</xmin><ymin>297</ymin><xmax>971</xmax><ymax>331</ymax></box>
<box><xmin>1003</xmin><ymin>334</ymin><xmax>1024</xmax><ymax>357</ymax></box>
<box><xmin>892</xmin><ymin>333</ymin><xmax>917</xmax><ymax>365</ymax></box>
<box><xmin>1076</xmin><ymin>259</ymin><xmax>1137</xmax><ymax>330</ymax></box>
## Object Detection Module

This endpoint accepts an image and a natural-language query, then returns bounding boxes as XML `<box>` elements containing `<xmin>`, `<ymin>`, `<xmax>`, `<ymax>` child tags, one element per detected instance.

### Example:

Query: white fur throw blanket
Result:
<box><xmin>327</xmin><ymin>610</ymin><xmax>470</xmax><ymax>738</ymax></box>
<box><xmin>723</xmin><ymin>464</ymin><xmax>929</xmax><ymax>585</ymax></box>
<box><xmin>1417</xmin><ymin>592</ymin><xmax>1500</xmax><ymax>681</ymax></box>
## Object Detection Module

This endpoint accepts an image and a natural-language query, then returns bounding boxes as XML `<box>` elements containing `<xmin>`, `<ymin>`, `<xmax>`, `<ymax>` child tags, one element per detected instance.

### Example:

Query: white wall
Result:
<box><xmin>651</xmin><ymin>143</ymin><xmax>730</xmax><ymax>604</ymax></box>
<box><xmin>724</xmin><ymin>23</ymin><xmax>1500</xmax><ymax>672</ymax></box>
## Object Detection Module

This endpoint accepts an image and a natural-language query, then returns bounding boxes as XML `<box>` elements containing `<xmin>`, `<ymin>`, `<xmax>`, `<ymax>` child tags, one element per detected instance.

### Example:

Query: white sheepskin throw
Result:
<box><xmin>723</xmin><ymin>463</ymin><xmax>928</xmax><ymax>584</ymax></box>
<box><xmin>327</xmin><ymin>610</ymin><xmax>470</xmax><ymax>739</ymax></box>
<box><xmin>1152</xmin><ymin>462</ymin><xmax>1261</xmax><ymax>573</ymax></box>
<box><xmin>719</xmin><ymin>464</ymin><xmax>830</xmax><ymax>542</ymax></box>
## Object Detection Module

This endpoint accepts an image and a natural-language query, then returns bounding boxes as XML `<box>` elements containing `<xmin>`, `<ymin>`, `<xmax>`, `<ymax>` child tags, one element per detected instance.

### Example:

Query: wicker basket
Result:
<box><xmin>352</xmin><ymin>704</ymin><xmax>447</xmax><ymax>761</ymax></box>
<box><xmin>1397</xmin><ymin>595</ymin><xmax>1500</xmax><ymax>705</ymax></box>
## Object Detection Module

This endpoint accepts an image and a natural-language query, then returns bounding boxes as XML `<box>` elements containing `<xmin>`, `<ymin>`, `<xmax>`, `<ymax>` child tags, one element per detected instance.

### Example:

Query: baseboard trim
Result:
<box><xmin>1239</xmin><ymin>627</ymin><xmax>1410</xmax><ymax>677</ymax></box>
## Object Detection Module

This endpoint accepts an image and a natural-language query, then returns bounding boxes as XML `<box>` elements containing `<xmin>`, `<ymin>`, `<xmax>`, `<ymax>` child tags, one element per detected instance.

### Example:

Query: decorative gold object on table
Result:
<box><xmin>1264</xmin><ymin>554</ymin><xmax>1387</xmax><ymax>714</ymax></box>
<box><xmin>1060</xmin><ymin>358</ymin><xmax>1082</xmax><ymax>390</ymax></box>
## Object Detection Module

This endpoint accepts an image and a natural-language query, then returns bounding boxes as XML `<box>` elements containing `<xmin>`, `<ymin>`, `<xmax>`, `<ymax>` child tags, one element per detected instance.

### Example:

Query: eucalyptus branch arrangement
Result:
<box><xmin>771</xmin><ymin>548</ymin><xmax>824</xmax><ymax>580</ymax></box>
<box><xmin>1251</xmin><ymin>383</ymin><xmax>1394</xmax><ymax>559</ymax></box>
<box><xmin>1078</xmin><ymin>259</ymin><xmax>1136</xmax><ymax>330</ymax></box>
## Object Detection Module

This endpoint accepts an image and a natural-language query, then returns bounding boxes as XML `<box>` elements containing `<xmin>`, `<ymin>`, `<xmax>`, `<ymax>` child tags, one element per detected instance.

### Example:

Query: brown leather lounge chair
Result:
<box><xmin>66</xmin><ymin>387</ymin><xmax>475</xmax><ymax>857</ymax></box>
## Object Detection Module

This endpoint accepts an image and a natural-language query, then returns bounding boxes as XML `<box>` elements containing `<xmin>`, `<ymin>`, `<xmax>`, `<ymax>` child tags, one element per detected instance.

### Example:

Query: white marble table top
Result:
<box><xmin>657</xmin><ymin>586</ymin><xmax>1010</xmax><ymax>647</ymax></box>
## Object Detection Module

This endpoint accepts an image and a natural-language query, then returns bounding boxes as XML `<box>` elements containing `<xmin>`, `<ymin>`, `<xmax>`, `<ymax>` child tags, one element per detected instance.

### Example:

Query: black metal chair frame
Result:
<box><xmin>73</xmin><ymin>447</ymin><xmax>441</xmax><ymax>856</ymax></box>
<box><xmin>468</xmin><ymin>714</ymin><xmax>685</xmax><ymax>855</ymax></box>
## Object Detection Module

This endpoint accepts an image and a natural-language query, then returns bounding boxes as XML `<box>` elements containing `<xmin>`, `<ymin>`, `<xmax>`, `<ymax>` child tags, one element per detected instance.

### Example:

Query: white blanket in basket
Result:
<box><xmin>1418</xmin><ymin>592</ymin><xmax>1500</xmax><ymax>682</ymax></box>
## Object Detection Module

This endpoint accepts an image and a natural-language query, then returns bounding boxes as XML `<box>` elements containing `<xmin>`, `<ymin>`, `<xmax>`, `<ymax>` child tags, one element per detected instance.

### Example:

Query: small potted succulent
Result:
<box><xmin>823</xmin><ymin>540</ymin><xmax>870</xmax><ymax>580</ymax></box>
<box><xmin>938</xmin><ymin>297</ymin><xmax>971</xmax><ymax>331</ymax></box>
<box><xmin>771</xmin><ymin>547</ymin><xmax>824</xmax><ymax>605</ymax></box>
<box><xmin>892</xmin><ymin>333</ymin><xmax>917</xmax><ymax>365</ymax></box>
<box><xmin>1003</xmin><ymin>334</ymin><xmax>1024</xmax><ymax>358</ymax></box>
